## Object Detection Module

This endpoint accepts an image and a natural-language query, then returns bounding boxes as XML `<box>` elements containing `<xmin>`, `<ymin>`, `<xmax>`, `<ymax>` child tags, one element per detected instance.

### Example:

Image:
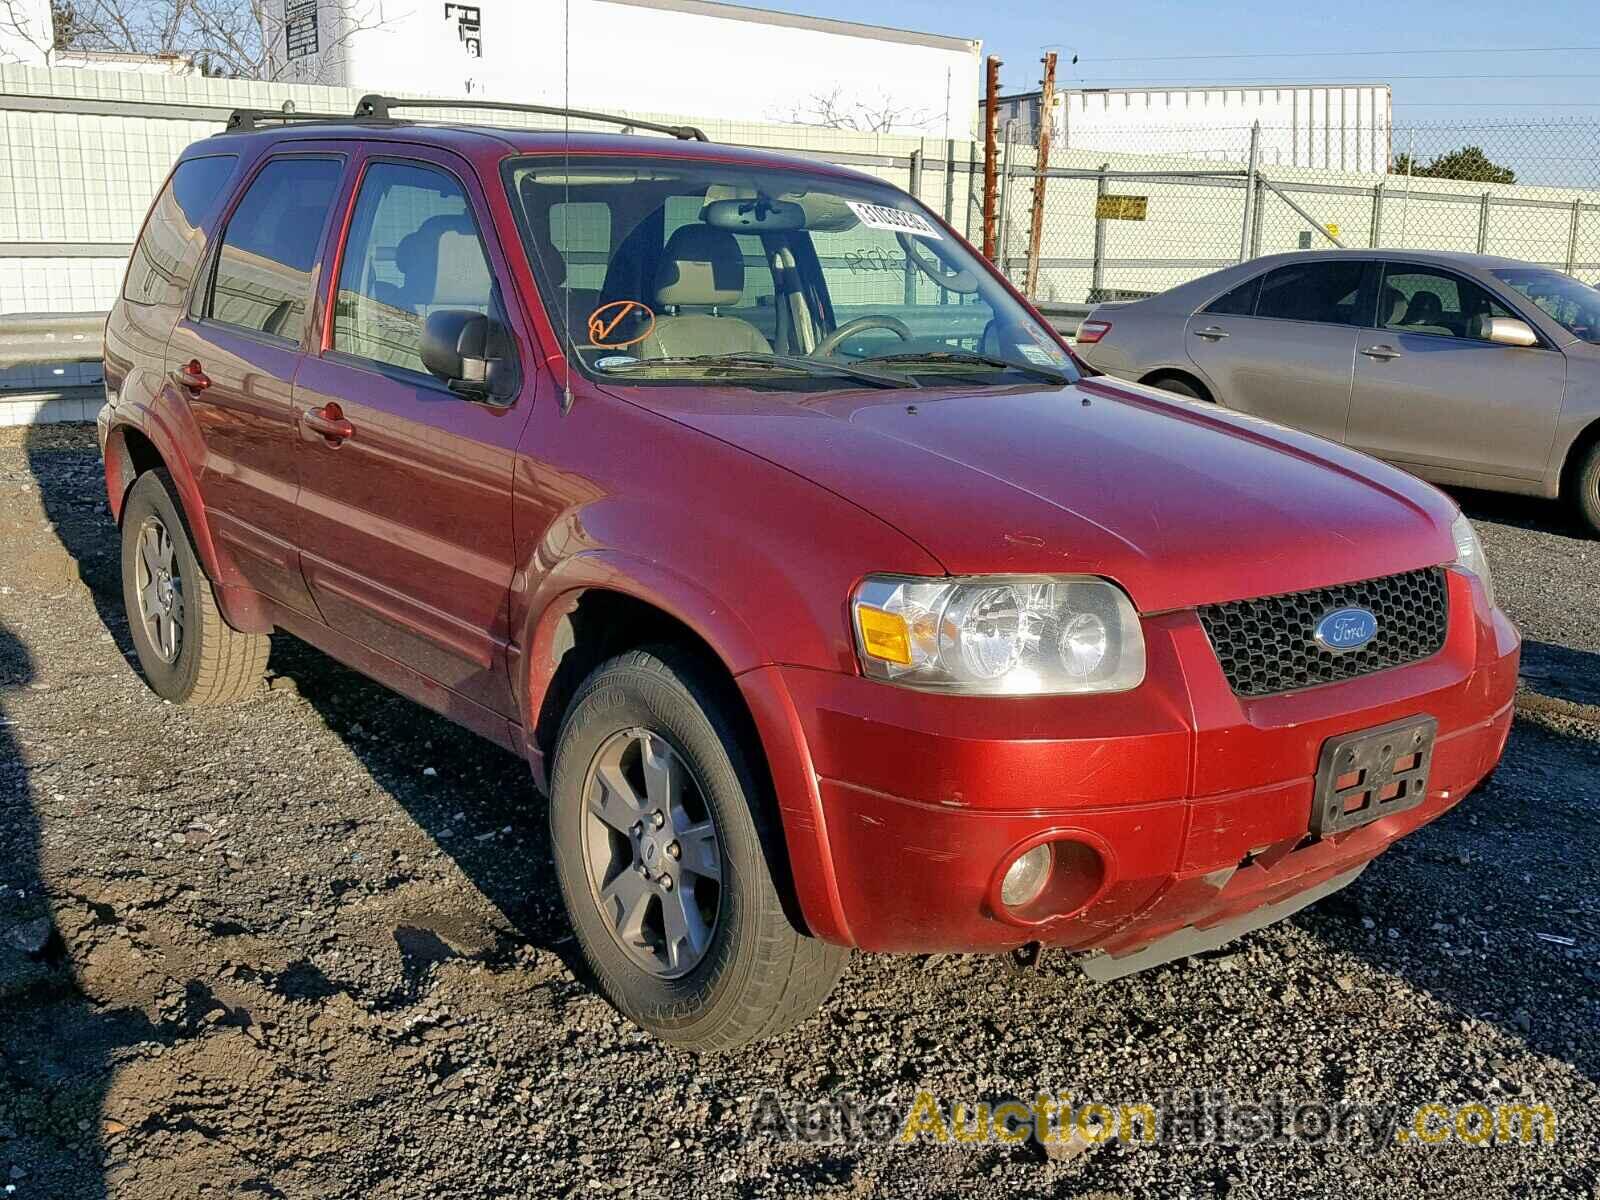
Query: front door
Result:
<box><xmin>291</xmin><ymin>148</ymin><xmax>537</xmax><ymax>717</ymax></box>
<box><xmin>1184</xmin><ymin>257</ymin><xmax>1375</xmax><ymax>443</ymax></box>
<box><xmin>1346</xmin><ymin>263</ymin><xmax>1568</xmax><ymax>482</ymax></box>
<box><xmin>166</xmin><ymin>152</ymin><xmax>347</xmax><ymax>615</ymax></box>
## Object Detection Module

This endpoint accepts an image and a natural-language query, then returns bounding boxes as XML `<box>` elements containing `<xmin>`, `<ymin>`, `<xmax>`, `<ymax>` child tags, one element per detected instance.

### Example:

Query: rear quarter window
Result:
<box><xmin>122</xmin><ymin>155</ymin><xmax>238</xmax><ymax>307</ymax></box>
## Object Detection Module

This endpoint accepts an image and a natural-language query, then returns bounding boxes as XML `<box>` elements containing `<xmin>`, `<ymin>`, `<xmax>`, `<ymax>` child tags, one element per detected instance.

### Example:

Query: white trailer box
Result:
<box><xmin>992</xmin><ymin>84</ymin><xmax>1393</xmax><ymax>173</ymax></box>
<box><xmin>278</xmin><ymin>0</ymin><xmax>981</xmax><ymax>136</ymax></box>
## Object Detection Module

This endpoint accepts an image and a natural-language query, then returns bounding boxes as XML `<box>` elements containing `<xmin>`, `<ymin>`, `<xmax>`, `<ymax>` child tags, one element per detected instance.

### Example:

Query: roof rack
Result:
<box><xmin>352</xmin><ymin>94</ymin><xmax>710</xmax><ymax>142</ymax></box>
<box><xmin>224</xmin><ymin>106</ymin><xmax>352</xmax><ymax>133</ymax></box>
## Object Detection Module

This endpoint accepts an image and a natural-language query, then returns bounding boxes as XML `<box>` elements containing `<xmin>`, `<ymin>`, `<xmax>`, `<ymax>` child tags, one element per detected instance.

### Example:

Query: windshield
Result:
<box><xmin>501</xmin><ymin>155</ymin><xmax>1076</xmax><ymax>389</ymax></box>
<box><xmin>1491</xmin><ymin>267</ymin><xmax>1600</xmax><ymax>344</ymax></box>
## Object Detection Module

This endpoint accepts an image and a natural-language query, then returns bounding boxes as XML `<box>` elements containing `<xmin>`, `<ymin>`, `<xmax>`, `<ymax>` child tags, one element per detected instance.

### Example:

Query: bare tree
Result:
<box><xmin>32</xmin><ymin>0</ymin><xmax>392</xmax><ymax>81</ymax></box>
<box><xmin>778</xmin><ymin>86</ymin><xmax>935</xmax><ymax>135</ymax></box>
<box><xmin>0</xmin><ymin>0</ymin><xmax>57</xmax><ymax>62</ymax></box>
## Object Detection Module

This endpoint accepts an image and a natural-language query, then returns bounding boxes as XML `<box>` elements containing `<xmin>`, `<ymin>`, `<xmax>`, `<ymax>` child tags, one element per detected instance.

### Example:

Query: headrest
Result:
<box><xmin>432</xmin><ymin>229</ymin><xmax>492</xmax><ymax>307</ymax></box>
<box><xmin>1403</xmin><ymin>291</ymin><xmax>1444</xmax><ymax>323</ymax></box>
<box><xmin>1382</xmin><ymin>286</ymin><xmax>1407</xmax><ymax>325</ymax></box>
<box><xmin>655</xmin><ymin>225</ymin><xmax>743</xmax><ymax>307</ymax></box>
<box><xmin>395</xmin><ymin>214</ymin><xmax>476</xmax><ymax>292</ymax></box>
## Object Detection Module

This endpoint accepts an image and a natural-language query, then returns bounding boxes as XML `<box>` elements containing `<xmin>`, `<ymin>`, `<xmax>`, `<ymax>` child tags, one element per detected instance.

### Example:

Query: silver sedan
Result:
<box><xmin>1076</xmin><ymin>250</ymin><xmax>1600</xmax><ymax>533</ymax></box>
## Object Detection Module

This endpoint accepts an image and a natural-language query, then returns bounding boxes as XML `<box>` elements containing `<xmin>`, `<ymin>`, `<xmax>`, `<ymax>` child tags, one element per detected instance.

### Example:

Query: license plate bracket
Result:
<box><xmin>1312</xmin><ymin>715</ymin><xmax>1436</xmax><ymax>838</ymax></box>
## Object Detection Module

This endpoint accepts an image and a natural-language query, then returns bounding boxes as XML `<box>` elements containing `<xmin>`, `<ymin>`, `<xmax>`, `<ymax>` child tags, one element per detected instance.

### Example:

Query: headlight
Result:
<box><xmin>851</xmin><ymin>575</ymin><xmax>1146</xmax><ymax>695</ymax></box>
<box><xmin>1450</xmin><ymin>513</ymin><xmax>1497</xmax><ymax>609</ymax></box>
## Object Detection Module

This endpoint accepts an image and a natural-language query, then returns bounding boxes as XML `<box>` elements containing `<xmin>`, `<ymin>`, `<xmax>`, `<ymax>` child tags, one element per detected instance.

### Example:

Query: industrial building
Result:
<box><xmin>273</xmin><ymin>0</ymin><xmax>982</xmax><ymax>136</ymax></box>
<box><xmin>988</xmin><ymin>83</ymin><xmax>1394</xmax><ymax>173</ymax></box>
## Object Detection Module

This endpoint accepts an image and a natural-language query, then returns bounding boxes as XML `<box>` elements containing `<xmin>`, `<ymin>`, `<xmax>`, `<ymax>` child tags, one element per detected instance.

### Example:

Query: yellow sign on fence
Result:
<box><xmin>1095</xmin><ymin>195</ymin><xmax>1149</xmax><ymax>221</ymax></box>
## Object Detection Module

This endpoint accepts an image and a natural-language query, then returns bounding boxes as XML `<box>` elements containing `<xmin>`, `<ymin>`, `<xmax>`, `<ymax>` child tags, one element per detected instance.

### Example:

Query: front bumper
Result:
<box><xmin>741</xmin><ymin>568</ymin><xmax>1519</xmax><ymax>959</ymax></box>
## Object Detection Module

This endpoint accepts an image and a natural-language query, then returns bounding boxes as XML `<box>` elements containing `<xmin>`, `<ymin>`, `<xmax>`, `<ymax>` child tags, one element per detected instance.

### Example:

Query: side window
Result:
<box><xmin>1203</xmin><ymin>275</ymin><xmax>1261</xmax><ymax>317</ymax></box>
<box><xmin>207</xmin><ymin>157</ymin><xmax>343</xmax><ymax>343</ymax></box>
<box><xmin>1255</xmin><ymin>260</ymin><xmax>1369</xmax><ymax>326</ymax></box>
<box><xmin>332</xmin><ymin>161</ymin><xmax>496</xmax><ymax>377</ymax></box>
<box><xmin>1379</xmin><ymin>266</ymin><xmax>1515</xmax><ymax>341</ymax></box>
<box><xmin>123</xmin><ymin>155</ymin><xmax>237</xmax><ymax>306</ymax></box>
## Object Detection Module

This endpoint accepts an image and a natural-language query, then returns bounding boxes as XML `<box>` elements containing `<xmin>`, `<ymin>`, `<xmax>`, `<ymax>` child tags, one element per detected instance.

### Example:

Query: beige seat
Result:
<box><xmin>637</xmin><ymin>226</ymin><xmax>770</xmax><ymax>358</ymax></box>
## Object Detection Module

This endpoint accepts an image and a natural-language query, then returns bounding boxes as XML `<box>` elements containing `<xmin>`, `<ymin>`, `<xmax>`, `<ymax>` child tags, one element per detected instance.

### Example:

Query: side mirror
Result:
<box><xmin>1481</xmin><ymin>316</ymin><xmax>1539</xmax><ymax>347</ymax></box>
<box><xmin>421</xmin><ymin>309</ymin><xmax>516</xmax><ymax>401</ymax></box>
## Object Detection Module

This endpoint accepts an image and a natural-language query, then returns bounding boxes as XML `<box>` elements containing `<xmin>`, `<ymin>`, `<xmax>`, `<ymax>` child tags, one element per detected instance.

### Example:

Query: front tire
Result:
<box><xmin>548</xmin><ymin>647</ymin><xmax>848</xmax><ymax>1051</ymax></box>
<box><xmin>120</xmin><ymin>470</ymin><xmax>268</xmax><ymax>705</ymax></box>
<box><xmin>1574</xmin><ymin>441</ymin><xmax>1600</xmax><ymax>536</ymax></box>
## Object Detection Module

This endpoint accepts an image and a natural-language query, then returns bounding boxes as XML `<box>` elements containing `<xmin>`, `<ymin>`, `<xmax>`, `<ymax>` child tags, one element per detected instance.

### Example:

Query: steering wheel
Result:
<box><xmin>899</xmin><ymin>233</ymin><xmax>981</xmax><ymax>295</ymax></box>
<box><xmin>812</xmin><ymin>315</ymin><xmax>913</xmax><ymax>358</ymax></box>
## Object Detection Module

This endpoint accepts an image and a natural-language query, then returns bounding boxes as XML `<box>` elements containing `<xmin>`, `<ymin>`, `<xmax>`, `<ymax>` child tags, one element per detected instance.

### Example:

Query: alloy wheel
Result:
<box><xmin>580</xmin><ymin>727</ymin><xmax>723</xmax><ymax>978</ymax></box>
<box><xmin>134</xmin><ymin>515</ymin><xmax>184</xmax><ymax>664</ymax></box>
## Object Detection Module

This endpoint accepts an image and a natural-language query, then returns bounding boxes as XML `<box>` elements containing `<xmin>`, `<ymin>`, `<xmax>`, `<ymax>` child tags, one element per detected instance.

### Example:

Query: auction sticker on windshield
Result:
<box><xmin>846</xmin><ymin>201</ymin><xmax>943</xmax><ymax>240</ymax></box>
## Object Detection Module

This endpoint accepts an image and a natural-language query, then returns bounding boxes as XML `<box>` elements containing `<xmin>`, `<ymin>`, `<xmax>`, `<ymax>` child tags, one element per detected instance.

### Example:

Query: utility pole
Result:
<box><xmin>982</xmin><ymin>55</ymin><xmax>1002</xmax><ymax>261</ymax></box>
<box><xmin>1024</xmin><ymin>51</ymin><xmax>1057</xmax><ymax>299</ymax></box>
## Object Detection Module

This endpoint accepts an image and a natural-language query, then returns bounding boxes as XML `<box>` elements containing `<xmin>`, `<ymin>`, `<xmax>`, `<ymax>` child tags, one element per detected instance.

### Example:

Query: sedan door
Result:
<box><xmin>1183</xmin><ymin>257</ymin><xmax>1375</xmax><ymax>443</ymax></box>
<box><xmin>290</xmin><ymin>148</ymin><xmax>537</xmax><ymax>719</ymax></box>
<box><xmin>1345</xmin><ymin>263</ymin><xmax>1567</xmax><ymax>483</ymax></box>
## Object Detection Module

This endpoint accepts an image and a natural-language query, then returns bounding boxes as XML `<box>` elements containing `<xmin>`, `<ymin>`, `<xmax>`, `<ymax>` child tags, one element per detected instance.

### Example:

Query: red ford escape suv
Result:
<box><xmin>99</xmin><ymin>97</ymin><xmax>1519</xmax><ymax>1051</ymax></box>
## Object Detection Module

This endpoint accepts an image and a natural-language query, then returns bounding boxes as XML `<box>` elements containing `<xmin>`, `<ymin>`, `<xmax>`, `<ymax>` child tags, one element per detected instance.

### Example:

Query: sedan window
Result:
<box><xmin>1254</xmin><ymin>260</ymin><xmax>1369</xmax><ymax>325</ymax></box>
<box><xmin>1379</xmin><ymin>266</ymin><xmax>1514</xmax><ymax>341</ymax></box>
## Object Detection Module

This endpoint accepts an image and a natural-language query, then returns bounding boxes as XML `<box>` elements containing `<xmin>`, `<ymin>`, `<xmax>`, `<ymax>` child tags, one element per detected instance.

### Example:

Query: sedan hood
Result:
<box><xmin>608</xmin><ymin>376</ymin><xmax>1460</xmax><ymax>613</ymax></box>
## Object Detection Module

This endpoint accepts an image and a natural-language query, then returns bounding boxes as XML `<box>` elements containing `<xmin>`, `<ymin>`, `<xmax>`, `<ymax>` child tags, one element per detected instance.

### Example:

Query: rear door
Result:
<box><xmin>1346</xmin><ymin>262</ymin><xmax>1567</xmax><ymax>482</ymax></box>
<box><xmin>1184</xmin><ymin>258</ymin><xmax>1376</xmax><ymax>443</ymax></box>
<box><xmin>166</xmin><ymin>150</ymin><xmax>347</xmax><ymax>615</ymax></box>
<box><xmin>291</xmin><ymin>146</ymin><xmax>537</xmax><ymax>718</ymax></box>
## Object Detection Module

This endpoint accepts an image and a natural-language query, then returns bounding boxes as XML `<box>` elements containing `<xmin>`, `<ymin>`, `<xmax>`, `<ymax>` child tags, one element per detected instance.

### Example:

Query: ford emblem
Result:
<box><xmin>1313</xmin><ymin>606</ymin><xmax>1379</xmax><ymax>653</ymax></box>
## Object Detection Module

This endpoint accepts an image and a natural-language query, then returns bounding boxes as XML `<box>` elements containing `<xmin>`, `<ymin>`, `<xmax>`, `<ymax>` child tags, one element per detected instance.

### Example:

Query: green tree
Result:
<box><xmin>1391</xmin><ymin>145</ymin><xmax>1516</xmax><ymax>185</ymax></box>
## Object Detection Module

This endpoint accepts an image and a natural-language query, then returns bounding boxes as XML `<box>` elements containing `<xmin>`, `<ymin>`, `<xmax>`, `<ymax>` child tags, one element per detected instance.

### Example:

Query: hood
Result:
<box><xmin>604</xmin><ymin>376</ymin><xmax>1460</xmax><ymax>613</ymax></box>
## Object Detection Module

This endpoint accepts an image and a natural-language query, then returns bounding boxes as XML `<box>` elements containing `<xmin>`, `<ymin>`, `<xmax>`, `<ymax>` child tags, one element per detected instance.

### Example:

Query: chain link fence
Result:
<box><xmin>995</xmin><ymin>119</ymin><xmax>1600</xmax><ymax>305</ymax></box>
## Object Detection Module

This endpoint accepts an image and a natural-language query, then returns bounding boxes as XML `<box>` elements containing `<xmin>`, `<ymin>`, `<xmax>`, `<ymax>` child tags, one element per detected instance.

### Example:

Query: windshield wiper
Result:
<box><xmin>598</xmin><ymin>352</ymin><xmax>917</xmax><ymax>390</ymax></box>
<box><xmin>856</xmin><ymin>349</ymin><xmax>1069</xmax><ymax>386</ymax></box>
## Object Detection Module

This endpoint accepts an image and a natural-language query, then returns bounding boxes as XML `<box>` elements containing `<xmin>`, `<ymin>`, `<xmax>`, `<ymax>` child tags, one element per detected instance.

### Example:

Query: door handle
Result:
<box><xmin>172</xmin><ymin>359</ymin><xmax>211</xmax><ymax>392</ymax></box>
<box><xmin>1192</xmin><ymin>326</ymin><xmax>1229</xmax><ymax>341</ymax></box>
<box><xmin>302</xmin><ymin>402</ymin><xmax>355</xmax><ymax>444</ymax></box>
<box><xmin>1361</xmin><ymin>344</ymin><xmax>1402</xmax><ymax>361</ymax></box>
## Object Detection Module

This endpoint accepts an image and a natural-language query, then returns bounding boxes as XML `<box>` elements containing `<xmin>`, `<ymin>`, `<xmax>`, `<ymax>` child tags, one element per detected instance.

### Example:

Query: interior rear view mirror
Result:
<box><xmin>1481</xmin><ymin>316</ymin><xmax>1539</xmax><ymax>347</ymax></box>
<box><xmin>421</xmin><ymin>310</ymin><xmax>517</xmax><ymax>401</ymax></box>
<box><xmin>700</xmin><ymin>198</ymin><xmax>805</xmax><ymax>232</ymax></box>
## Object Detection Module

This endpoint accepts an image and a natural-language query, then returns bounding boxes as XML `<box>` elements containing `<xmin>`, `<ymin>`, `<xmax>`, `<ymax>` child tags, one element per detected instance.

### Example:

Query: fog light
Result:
<box><xmin>1000</xmin><ymin>843</ymin><xmax>1053</xmax><ymax>908</ymax></box>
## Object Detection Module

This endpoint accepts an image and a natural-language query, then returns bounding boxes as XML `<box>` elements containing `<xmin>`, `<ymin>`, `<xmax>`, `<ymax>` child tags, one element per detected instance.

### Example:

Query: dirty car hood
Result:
<box><xmin>611</xmin><ymin>376</ymin><xmax>1460</xmax><ymax>612</ymax></box>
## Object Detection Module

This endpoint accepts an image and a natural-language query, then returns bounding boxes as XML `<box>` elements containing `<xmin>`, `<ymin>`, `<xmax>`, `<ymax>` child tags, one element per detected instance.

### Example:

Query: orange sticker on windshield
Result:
<box><xmin>586</xmin><ymin>299</ymin><xmax>655</xmax><ymax>349</ymax></box>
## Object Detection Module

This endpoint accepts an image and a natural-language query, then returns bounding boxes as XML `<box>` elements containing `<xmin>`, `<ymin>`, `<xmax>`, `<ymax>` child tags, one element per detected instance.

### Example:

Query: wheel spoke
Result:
<box><xmin>661</xmin><ymin>884</ymin><xmax>711</xmax><ymax>972</ymax></box>
<box><xmin>600</xmin><ymin>869</ymin><xmax>652</xmax><ymax>944</ymax></box>
<box><xmin>589</xmin><ymin>760</ymin><xmax>644</xmax><ymax>834</ymax></box>
<box><xmin>140</xmin><ymin>584</ymin><xmax>164</xmax><ymax>621</ymax></box>
<box><xmin>140</xmin><ymin>528</ymin><xmax>161</xmax><ymax>578</ymax></box>
<box><xmin>674</xmin><ymin>819</ymin><xmax>721</xmax><ymax>883</ymax></box>
<box><xmin>158</xmin><ymin>527</ymin><xmax>175</xmax><ymax>573</ymax></box>
<box><xmin>640</xmin><ymin>733</ymin><xmax>677</xmax><ymax>812</ymax></box>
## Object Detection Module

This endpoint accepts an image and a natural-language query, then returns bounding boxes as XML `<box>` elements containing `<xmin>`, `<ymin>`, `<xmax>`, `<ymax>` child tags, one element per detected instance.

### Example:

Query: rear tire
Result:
<box><xmin>120</xmin><ymin>470</ymin><xmax>269</xmax><ymax>705</ymax></box>
<box><xmin>548</xmin><ymin>646</ymin><xmax>848</xmax><ymax>1051</ymax></box>
<box><xmin>1574</xmin><ymin>441</ymin><xmax>1600</xmax><ymax>536</ymax></box>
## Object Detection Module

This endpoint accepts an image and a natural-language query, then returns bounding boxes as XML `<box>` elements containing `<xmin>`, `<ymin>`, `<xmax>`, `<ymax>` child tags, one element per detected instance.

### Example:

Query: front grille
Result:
<box><xmin>1198</xmin><ymin>567</ymin><xmax>1449</xmax><ymax>698</ymax></box>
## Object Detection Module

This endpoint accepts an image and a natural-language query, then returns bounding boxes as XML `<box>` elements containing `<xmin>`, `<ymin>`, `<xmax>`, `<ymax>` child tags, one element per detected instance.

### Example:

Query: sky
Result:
<box><xmin>770</xmin><ymin>0</ymin><xmax>1597</xmax><ymax>123</ymax></box>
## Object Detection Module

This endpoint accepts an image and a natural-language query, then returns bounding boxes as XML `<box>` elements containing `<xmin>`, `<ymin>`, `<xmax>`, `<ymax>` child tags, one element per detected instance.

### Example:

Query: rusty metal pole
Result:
<box><xmin>982</xmin><ymin>55</ymin><xmax>1002</xmax><ymax>261</ymax></box>
<box><xmin>1024</xmin><ymin>51</ymin><xmax>1057</xmax><ymax>299</ymax></box>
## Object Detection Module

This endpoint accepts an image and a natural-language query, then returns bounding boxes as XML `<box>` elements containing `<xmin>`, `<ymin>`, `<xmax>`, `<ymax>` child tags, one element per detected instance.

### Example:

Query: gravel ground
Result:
<box><xmin>1</xmin><ymin>424</ymin><xmax>1597</xmax><ymax>1200</ymax></box>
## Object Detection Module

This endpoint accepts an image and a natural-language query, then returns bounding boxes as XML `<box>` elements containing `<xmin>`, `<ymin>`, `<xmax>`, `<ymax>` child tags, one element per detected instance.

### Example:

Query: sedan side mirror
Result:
<box><xmin>421</xmin><ymin>309</ymin><xmax>517</xmax><ymax>401</ymax></box>
<box><xmin>1480</xmin><ymin>316</ymin><xmax>1539</xmax><ymax>348</ymax></box>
